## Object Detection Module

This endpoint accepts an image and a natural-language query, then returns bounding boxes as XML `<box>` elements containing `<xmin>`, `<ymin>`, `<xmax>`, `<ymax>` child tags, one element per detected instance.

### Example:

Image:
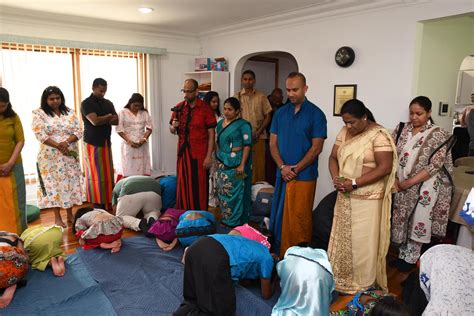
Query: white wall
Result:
<box><xmin>154</xmin><ymin>53</ymin><xmax>195</xmax><ymax>174</ymax></box>
<box><xmin>200</xmin><ymin>1</ymin><xmax>473</xmax><ymax>204</ymax></box>
<box><xmin>414</xmin><ymin>16</ymin><xmax>474</xmax><ymax>131</ymax></box>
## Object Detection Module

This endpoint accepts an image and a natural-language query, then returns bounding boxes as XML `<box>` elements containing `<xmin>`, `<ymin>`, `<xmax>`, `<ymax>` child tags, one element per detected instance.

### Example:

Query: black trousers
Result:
<box><xmin>173</xmin><ymin>237</ymin><xmax>236</xmax><ymax>316</ymax></box>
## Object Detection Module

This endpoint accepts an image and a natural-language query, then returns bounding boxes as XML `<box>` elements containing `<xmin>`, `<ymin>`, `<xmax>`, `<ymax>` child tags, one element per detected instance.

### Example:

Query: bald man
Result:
<box><xmin>169</xmin><ymin>79</ymin><xmax>217</xmax><ymax>210</ymax></box>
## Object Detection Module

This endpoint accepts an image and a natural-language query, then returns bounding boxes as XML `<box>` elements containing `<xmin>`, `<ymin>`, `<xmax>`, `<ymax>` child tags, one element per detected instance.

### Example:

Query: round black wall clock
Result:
<box><xmin>335</xmin><ymin>46</ymin><xmax>355</xmax><ymax>68</ymax></box>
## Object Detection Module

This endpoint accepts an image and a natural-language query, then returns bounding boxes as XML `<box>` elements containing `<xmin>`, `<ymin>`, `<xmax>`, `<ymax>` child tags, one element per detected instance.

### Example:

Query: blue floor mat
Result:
<box><xmin>77</xmin><ymin>236</ymin><xmax>278</xmax><ymax>316</ymax></box>
<box><xmin>1</xmin><ymin>254</ymin><xmax>116</xmax><ymax>316</ymax></box>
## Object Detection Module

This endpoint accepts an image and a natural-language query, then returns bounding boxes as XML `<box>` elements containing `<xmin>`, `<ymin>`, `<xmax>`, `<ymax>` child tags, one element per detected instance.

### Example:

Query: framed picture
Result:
<box><xmin>333</xmin><ymin>84</ymin><xmax>357</xmax><ymax>116</ymax></box>
<box><xmin>438</xmin><ymin>102</ymin><xmax>449</xmax><ymax>116</ymax></box>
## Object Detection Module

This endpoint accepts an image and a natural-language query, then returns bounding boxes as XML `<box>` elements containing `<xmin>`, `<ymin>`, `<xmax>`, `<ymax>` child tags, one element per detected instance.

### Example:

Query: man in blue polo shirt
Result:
<box><xmin>269</xmin><ymin>72</ymin><xmax>327</xmax><ymax>256</ymax></box>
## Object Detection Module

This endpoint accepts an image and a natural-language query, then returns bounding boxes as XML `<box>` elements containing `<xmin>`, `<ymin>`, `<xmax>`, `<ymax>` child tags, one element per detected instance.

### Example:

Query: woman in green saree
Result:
<box><xmin>215</xmin><ymin>97</ymin><xmax>253</xmax><ymax>227</ymax></box>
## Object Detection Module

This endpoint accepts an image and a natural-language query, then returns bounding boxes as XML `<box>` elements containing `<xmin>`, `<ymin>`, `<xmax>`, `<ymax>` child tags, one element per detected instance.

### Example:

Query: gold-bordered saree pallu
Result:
<box><xmin>327</xmin><ymin>127</ymin><xmax>397</xmax><ymax>294</ymax></box>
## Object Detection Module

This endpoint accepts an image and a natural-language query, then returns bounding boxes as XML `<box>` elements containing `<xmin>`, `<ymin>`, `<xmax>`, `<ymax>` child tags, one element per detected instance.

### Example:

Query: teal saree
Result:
<box><xmin>215</xmin><ymin>118</ymin><xmax>252</xmax><ymax>227</ymax></box>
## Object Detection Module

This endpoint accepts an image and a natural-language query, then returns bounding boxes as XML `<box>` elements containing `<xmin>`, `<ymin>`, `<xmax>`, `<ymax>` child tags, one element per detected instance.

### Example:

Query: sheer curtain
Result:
<box><xmin>0</xmin><ymin>49</ymin><xmax>74</xmax><ymax>179</ymax></box>
<box><xmin>1</xmin><ymin>47</ymin><xmax>145</xmax><ymax>179</ymax></box>
<box><xmin>146</xmin><ymin>54</ymin><xmax>163</xmax><ymax>174</ymax></box>
<box><xmin>79</xmin><ymin>54</ymin><xmax>139</xmax><ymax>174</ymax></box>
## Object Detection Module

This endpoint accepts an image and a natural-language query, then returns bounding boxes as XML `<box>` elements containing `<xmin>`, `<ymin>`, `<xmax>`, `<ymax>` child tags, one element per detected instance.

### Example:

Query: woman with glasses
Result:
<box><xmin>32</xmin><ymin>86</ymin><xmax>83</xmax><ymax>227</ymax></box>
<box><xmin>116</xmin><ymin>93</ymin><xmax>153</xmax><ymax>178</ymax></box>
<box><xmin>0</xmin><ymin>88</ymin><xmax>27</xmax><ymax>235</ymax></box>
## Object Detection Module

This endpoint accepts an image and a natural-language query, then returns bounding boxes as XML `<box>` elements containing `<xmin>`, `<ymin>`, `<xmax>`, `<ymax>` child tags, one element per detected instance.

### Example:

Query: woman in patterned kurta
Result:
<box><xmin>116</xmin><ymin>93</ymin><xmax>153</xmax><ymax>177</ymax></box>
<box><xmin>32</xmin><ymin>86</ymin><xmax>83</xmax><ymax>228</ymax></box>
<box><xmin>215</xmin><ymin>97</ymin><xmax>252</xmax><ymax>227</ymax></box>
<box><xmin>391</xmin><ymin>96</ymin><xmax>454</xmax><ymax>271</ymax></box>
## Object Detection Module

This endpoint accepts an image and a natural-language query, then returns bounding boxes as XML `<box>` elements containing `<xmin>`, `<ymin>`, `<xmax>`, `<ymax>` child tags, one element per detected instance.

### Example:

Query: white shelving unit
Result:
<box><xmin>184</xmin><ymin>71</ymin><xmax>230</xmax><ymax>105</ymax></box>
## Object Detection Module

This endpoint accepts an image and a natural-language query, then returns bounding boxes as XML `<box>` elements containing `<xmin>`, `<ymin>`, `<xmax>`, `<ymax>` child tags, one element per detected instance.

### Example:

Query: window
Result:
<box><xmin>1</xmin><ymin>43</ymin><xmax>146</xmax><ymax>189</ymax></box>
<box><xmin>1</xmin><ymin>47</ymin><xmax>74</xmax><ymax>180</ymax></box>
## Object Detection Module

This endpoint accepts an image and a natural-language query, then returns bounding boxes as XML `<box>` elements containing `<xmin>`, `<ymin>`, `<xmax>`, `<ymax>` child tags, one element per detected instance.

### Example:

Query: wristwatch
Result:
<box><xmin>279</xmin><ymin>164</ymin><xmax>286</xmax><ymax>170</ymax></box>
<box><xmin>352</xmin><ymin>179</ymin><xmax>358</xmax><ymax>190</ymax></box>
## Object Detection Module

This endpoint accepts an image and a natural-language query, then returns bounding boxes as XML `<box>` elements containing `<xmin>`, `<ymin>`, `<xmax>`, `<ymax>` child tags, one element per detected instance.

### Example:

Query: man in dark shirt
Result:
<box><xmin>169</xmin><ymin>79</ymin><xmax>216</xmax><ymax>210</ymax></box>
<box><xmin>81</xmin><ymin>78</ymin><xmax>118</xmax><ymax>210</ymax></box>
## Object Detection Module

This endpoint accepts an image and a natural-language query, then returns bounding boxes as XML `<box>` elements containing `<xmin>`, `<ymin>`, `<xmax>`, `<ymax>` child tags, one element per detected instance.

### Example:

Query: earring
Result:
<box><xmin>364</xmin><ymin>118</ymin><xmax>367</xmax><ymax>121</ymax></box>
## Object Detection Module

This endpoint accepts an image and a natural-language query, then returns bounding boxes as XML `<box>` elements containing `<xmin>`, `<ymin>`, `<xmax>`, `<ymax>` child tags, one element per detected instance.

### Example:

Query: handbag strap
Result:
<box><xmin>395</xmin><ymin>122</ymin><xmax>405</xmax><ymax>145</ymax></box>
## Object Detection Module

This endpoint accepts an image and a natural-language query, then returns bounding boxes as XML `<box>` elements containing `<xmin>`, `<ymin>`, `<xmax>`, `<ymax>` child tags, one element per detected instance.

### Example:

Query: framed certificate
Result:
<box><xmin>333</xmin><ymin>84</ymin><xmax>357</xmax><ymax>116</ymax></box>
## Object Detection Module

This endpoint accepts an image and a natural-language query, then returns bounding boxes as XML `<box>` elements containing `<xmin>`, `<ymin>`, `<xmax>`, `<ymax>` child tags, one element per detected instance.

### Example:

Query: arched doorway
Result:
<box><xmin>233</xmin><ymin>51</ymin><xmax>298</xmax><ymax>185</ymax></box>
<box><xmin>234</xmin><ymin>51</ymin><xmax>298</xmax><ymax>101</ymax></box>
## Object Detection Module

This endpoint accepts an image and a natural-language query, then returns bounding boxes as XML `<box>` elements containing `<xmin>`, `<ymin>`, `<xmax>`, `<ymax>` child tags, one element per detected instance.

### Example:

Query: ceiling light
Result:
<box><xmin>138</xmin><ymin>7</ymin><xmax>153</xmax><ymax>14</ymax></box>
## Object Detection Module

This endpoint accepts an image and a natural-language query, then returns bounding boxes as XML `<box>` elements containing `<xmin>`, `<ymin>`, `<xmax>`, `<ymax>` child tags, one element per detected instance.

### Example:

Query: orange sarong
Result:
<box><xmin>280</xmin><ymin>179</ymin><xmax>317</xmax><ymax>256</ymax></box>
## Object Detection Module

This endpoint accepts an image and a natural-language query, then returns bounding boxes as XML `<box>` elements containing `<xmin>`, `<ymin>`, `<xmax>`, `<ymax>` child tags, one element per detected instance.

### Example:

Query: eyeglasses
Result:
<box><xmin>181</xmin><ymin>89</ymin><xmax>196</xmax><ymax>93</ymax></box>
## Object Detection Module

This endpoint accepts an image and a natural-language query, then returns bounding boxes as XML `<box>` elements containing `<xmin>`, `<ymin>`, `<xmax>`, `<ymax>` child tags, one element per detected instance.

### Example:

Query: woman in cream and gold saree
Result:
<box><xmin>328</xmin><ymin>99</ymin><xmax>397</xmax><ymax>294</ymax></box>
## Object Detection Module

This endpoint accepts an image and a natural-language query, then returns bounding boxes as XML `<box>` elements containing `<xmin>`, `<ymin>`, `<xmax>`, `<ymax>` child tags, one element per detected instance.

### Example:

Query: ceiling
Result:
<box><xmin>0</xmin><ymin>0</ymin><xmax>404</xmax><ymax>34</ymax></box>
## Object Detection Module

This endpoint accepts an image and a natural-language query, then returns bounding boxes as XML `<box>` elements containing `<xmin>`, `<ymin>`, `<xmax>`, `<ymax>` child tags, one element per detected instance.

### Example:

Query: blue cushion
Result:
<box><xmin>176</xmin><ymin>211</ymin><xmax>216</xmax><ymax>247</ymax></box>
<box><xmin>158</xmin><ymin>176</ymin><xmax>177</xmax><ymax>209</ymax></box>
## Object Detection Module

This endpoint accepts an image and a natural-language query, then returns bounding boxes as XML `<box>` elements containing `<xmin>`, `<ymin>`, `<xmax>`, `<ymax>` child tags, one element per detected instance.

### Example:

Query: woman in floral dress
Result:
<box><xmin>116</xmin><ymin>93</ymin><xmax>153</xmax><ymax>178</ymax></box>
<box><xmin>391</xmin><ymin>96</ymin><xmax>455</xmax><ymax>271</ymax></box>
<box><xmin>32</xmin><ymin>86</ymin><xmax>83</xmax><ymax>227</ymax></box>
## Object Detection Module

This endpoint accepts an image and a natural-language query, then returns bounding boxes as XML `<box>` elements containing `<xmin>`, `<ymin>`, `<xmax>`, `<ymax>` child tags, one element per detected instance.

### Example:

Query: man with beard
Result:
<box><xmin>269</xmin><ymin>72</ymin><xmax>327</xmax><ymax>256</ymax></box>
<box><xmin>170</xmin><ymin>79</ymin><xmax>217</xmax><ymax>210</ymax></box>
<box><xmin>81</xmin><ymin>78</ymin><xmax>118</xmax><ymax>211</ymax></box>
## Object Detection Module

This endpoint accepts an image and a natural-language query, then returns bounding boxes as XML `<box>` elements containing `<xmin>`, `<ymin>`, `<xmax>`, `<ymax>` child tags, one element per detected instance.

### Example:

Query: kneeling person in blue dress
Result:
<box><xmin>173</xmin><ymin>230</ymin><xmax>277</xmax><ymax>316</ymax></box>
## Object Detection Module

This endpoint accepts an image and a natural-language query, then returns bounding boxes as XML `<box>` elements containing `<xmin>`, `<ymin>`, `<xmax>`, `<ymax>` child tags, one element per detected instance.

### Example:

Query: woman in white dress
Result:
<box><xmin>32</xmin><ymin>86</ymin><xmax>83</xmax><ymax>227</ymax></box>
<box><xmin>116</xmin><ymin>93</ymin><xmax>153</xmax><ymax>177</ymax></box>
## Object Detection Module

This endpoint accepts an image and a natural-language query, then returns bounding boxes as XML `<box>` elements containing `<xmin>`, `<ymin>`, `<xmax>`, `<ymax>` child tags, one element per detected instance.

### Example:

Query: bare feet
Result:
<box><xmin>66</xmin><ymin>209</ymin><xmax>74</xmax><ymax>225</ymax></box>
<box><xmin>100</xmin><ymin>239</ymin><xmax>122</xmax><ymax>253</ymax></box>
<box><xmin>50</xmin><ymin>257</ymin><xmax>65</xmax><ymax>277</ymax></box>
<box><xmin>57</xmin><ymin>256</ymin><xmax>66</xmax><ymax>276</ymax></box>
<box><xmin>54</xmin><ymin>208</ymin><xmax>66</xmax><ymax>228</ymax></box>
<box><xmin>0</xmin><ymin>284</ymin><xmax>17</xmax><ymax>308</ymax></box>
<box><xmin>156</xmin><ymin>238</ymin><xmax>170</xmax><ymax>250</ymax></box>
<box><xmin>55</xmin><ymin>218</ymin><xmax>66</xmax><ymax>228</ymax></box>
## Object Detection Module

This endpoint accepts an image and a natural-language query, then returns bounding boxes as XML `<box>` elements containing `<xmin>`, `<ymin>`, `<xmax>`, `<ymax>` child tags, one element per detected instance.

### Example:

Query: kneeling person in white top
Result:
<box><xmin>112</xmin><ymin>175</ymin><xmax>162</xmax><ymax>230</ymax></box>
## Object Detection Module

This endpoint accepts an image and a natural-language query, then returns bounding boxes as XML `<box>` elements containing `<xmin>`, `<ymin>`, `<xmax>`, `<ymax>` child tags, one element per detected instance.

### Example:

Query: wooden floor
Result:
<box><xmin>29</xmin><ymin>207</ymin><xmax>411</xmax><ymax>312</ymax></box>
